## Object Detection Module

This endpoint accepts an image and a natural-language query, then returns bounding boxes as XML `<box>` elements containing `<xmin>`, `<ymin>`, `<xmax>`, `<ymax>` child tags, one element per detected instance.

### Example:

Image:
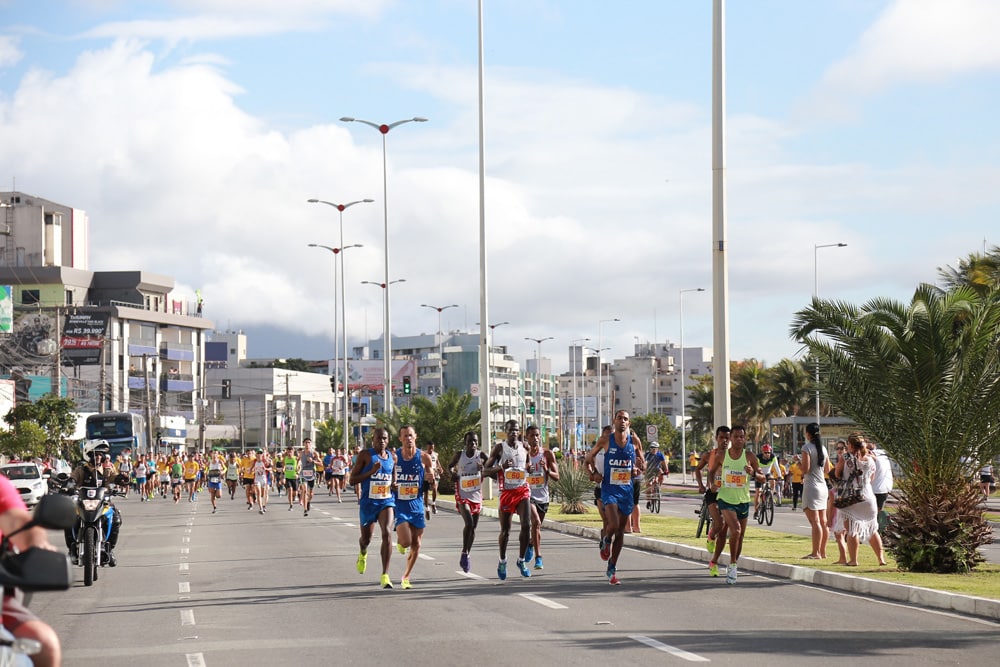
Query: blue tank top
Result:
<box><xmin>601</xmin><ymin>432</ymin><xmax>635</xmax><ymax>498</ymax></box>
<box><xmin>362</xmin><ymin>449</ymin><xmax>395</xmax><ymax>503</ymax></box>
<box><xmin>394</xmin><ymin>447</ymin><xmax>425</xmax><ymax>514</ymax></box>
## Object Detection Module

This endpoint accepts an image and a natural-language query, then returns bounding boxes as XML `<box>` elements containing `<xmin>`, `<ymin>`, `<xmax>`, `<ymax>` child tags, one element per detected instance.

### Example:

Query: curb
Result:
<box><xmin>475</xmin><ymin>505</ymin><xmax>1000</xmax><ymax>622</ymax></box>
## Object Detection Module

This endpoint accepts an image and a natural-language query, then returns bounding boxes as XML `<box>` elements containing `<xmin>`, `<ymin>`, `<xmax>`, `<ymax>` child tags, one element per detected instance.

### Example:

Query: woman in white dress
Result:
<box><xmin>834</xmin><ymin>433</ymin><xmax>886</xmax><ymax>566</ymax></box>
<box><xmin>800</xmin><ymin>423</ymin><xmax>831</xmax><ymax>559</ymax></box>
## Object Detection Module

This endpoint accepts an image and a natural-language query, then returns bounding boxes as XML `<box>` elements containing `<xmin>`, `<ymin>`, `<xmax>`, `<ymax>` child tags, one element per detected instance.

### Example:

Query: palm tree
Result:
<box><xmin>685</xmin><ymin>376</ymin><xmax>715</xmax><ymax>452</ymax></box>
<box><xmin>764</xmin><ymin>358</ymin><xmax>813</xmax><ymax>448</ymax></box>
<box><xmin>790</xmin><ymin>285</ymin><xmax>1000</xmax><ymax>572</ymax></box>
<box><xmin>937</xmin><ymin>246</ymin><xmax>1000</xmax><ymax>295</ymax></box>
<box><xmin>730</xmin><ymin>359</ymin><xmax>770</xmax><ymax>444</ymax></box>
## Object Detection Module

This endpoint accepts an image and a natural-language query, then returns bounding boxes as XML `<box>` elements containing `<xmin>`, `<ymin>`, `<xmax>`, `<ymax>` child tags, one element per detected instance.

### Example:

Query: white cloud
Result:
<box><xmin>0</xmin><ymin>35</ymin><xmax>23</xmax><ymax>68</ymax></box>
<box><xmin>805</xmin><ymin>0</ymin><xmax>1000</xmax><ymax>119</ymax></box>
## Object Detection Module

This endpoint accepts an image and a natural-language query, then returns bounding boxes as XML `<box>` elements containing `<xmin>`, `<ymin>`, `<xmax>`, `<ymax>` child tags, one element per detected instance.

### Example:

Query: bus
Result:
<box><xmin>84</xmin><ymin>412</ymin><xmax>148</xmax><ymax>461</ymax></box>
<box><xmin>157</xmin><ymin>415</ymin><xmax>187</xmax><ymax>453</ymax></box>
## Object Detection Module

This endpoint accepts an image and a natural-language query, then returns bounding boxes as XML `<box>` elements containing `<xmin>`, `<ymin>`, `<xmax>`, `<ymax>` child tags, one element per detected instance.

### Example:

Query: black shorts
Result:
<box><xmin>594</xmin><ymin>486</ymin><xmax>602</xmax><ymax>503</ymax></box>
<box><xmin>285</xmin><ymin>478</ymin><xmax>299</xmax><ymax>492</ymax></box>
<box><xmin>242</xmin><ymin>478</ymin><xmax>254</xmax><ymax>487</ymax></box>
<box><xmin>704</xmin><ymin>489</ymin><xmax>719</xmax><ymax>504</ymax></box>
<box><xmin>632</xmin><ymin>479</ymin><xmax>641</xmax><ymax>504</ymax></box>
<box><xmin>981</xmin><ymin>474</ymin><xmax>994</xmax><ymax>484</ymax></box>
<box><xmin>531</xmin><ymin>499</ymin><xmax>549</xmax><ymax>518</ymax></box>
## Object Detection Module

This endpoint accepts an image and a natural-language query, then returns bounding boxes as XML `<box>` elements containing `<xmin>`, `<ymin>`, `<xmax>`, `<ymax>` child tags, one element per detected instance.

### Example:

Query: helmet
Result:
<box><xmin>83</xmin><ymin>440</ymin><xmax>111</xmax><ymax>460</ymax></box>
<box><xmin>762</xmin><ymin>444</ymin><xmax>773</xmax><ymax>454</ymax></box>
<box><xmin>649</xmin><ymin>442</ymin><xmax>659</xmax><ymax>449</ymax></box>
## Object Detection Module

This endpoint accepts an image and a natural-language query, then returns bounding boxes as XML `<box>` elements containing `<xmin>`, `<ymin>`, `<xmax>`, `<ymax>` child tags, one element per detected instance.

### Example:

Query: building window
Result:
<box><xmin>21</xmin><ymin>289</ymin><xmax>40</xmax><ymax>305</ymax></box>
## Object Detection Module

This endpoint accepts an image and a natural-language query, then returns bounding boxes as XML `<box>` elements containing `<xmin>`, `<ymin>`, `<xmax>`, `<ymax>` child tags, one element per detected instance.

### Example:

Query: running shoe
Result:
<box><xmin>425</xmin><ymin>508</ymin><xmax>431</xmax><ymax>520</ymax></box>
<box><xmin>397</xmin><ymin>542</ymin><xmax>407</xmax><ymax>555</ymax></box>
<box><xmin>709</xmin><ymin>561</ymin><xmax>719</xmax><ymax>577</ymax></box>
<box><xmin>599</xmin><ymin>536</ymin><xmax>611</xmax><ymax>561</ymax></box>
<box><xmin>726</xmin><ymin>564</ymin><xmax>738</xmax><ymax>585</ymax></box>
<box><xmin>706</xmin><ymin>535</ymin><xmax>716</xmax><ymax>554</ymax></box>
<box><xmin>304</xmin><ymin>510</ymin><xmax>309</xmax><ymax>517</ymax></box>
<box><xmin>497</xmin><ymin>560</ymin><xmax>507</xmax><ymax>581</ymax></box>
<box><xmin>380</xmin><ymin>574</ymin><xmax>393</xmax><ymax>589</ymax></box>
<box><xmin>432</xmin><ymin>503</ymin><xmax>437</xmax><ymax>514</ymax></box>
<box><xmin>524</xmin><ymin>545</ymin><xmax>534</xmax><ymax>563</ymax></box>
<box><xmin>607</xmin><ymin>563</ymin><xmax>620</xmax><ymax>585</ymax></box>
<box><xmin>534</xmin><ymin>556</ymin><xmax>544</xmax><ymax>570</ymax></box>
<box><xmin>212</xmin><ymin>508</ymin><xmax>217</xmax><ymax>514</ymax></box>
<box><xmin>356</xmin><ymin>551</ymin><xmax>367</xmax><ymax>574</ymax></box>
<box><xmin>460</xmin><ymin>552</ymin><xmax>470</xmax><ymax>573</ymax></box>
<box><xmin>401</xmin><ymin>578</ymin><xmax>412</xmax><ymax>590</ymax></box>
<box><xmin>517</xmin><ymin>559</ymin><xmax>531</xmax><ymax>578</ymax></box>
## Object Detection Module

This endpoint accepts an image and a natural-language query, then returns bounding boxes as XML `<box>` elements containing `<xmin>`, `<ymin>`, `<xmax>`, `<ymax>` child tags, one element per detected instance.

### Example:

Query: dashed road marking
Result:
<box><xmin>519</xmin><ymin>593</ymin><xmax>567</xmax><ymax>609</ymax></box>
<box><xmin>178</xmin><ymin>582</ymin><xmax>190</xmax><ymax>593</ymax></box>
<box><xmin>629</xmin><ymin>635</ymin><xmax>709</xmax><ymax>662</ymax></box>
<box><xmin>180</xmin><ymin>609</ymin><xmax>196</xmax><ymax>626</ymax></box>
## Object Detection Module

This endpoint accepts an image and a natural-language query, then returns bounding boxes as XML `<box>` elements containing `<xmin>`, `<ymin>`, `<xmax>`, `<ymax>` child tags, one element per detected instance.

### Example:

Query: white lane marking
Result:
<box><xmin>458</xmin><ymin>571</ymin><xmax>487</xmax><ymax>581</ymax></box>
<box><xmin>180</xmin><ymin>609</ymin><xmax>196</xmax><ymax>626</ymax></box>
<box><xmin>184</xmin><ymin>528</ymin><xmax>192</xmax><ymax>533</ymax></box>
<box><xmin>342</xmin><ymin>523</ymin><xmax>356</xmax><ymax>527</ymax></box>
<box><xmin>182</xmin><ymin>536</ymin><xmax>190</xmax><ymax>543</ymax></box>
<box><xmin>178</xmin><ymin>582</ymin><xmax>190</xmax><ymax>593</ymax></box>
<box><xmin>418</xmin><ymin>553</ymin><xmax>434</xmax><ymax>561</ymax></box>
<box><xmin>519</xmin><ymin>593</ymin><xmax>567</xmax><ymax>610</ymax></box>
<box><xmin>180</xmin><ymin>548</ymin><xmax>189</xmax><ymax>555</ymax></box>
<box><xmin>186</xmin><ymin>652</ymin><xmax>206</xmax><ymax>667</ymax></box>
<box><xmin>179</xmin><ymin>563</ymin><xmax>189</xmax><ymax>572</ymax></box>
<box><xmin>630</xmin><ymin>635</ymin><xmax>709</xmax><ymax>662</ymax></box>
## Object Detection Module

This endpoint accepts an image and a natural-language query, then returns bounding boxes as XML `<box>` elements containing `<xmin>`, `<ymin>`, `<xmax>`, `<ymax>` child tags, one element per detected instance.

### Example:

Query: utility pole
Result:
<box><xmin>239</xmin><ymin>397</ymin><xmax>246</xmax><ymax>453</ymax></box>
<box><xmin>142</xmin><ymin>354</ymin><xmax>155</xmax><ymax>456</ymax></box>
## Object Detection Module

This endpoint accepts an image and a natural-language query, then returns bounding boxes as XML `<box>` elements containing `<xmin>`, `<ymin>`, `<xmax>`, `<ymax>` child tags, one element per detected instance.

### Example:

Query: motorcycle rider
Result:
<box><xmin>65</xmin><ymin>440</ymin><xmax>123</xmax><ymax>567</ymax></box>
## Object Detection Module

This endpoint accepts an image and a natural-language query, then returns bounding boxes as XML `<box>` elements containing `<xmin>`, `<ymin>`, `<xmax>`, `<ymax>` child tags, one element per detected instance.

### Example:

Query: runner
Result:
<box><xmin>205</xmin><ymin>450</ymin><xmax>226</xmax><ymax>514</ymax></box>
<box><xmin>422</xmin><ymin>442</ymin><xmax>443</xmax><ymax>519</ymax></box>
<box><xmin>225</xmin><ymin>452</ymin><xmax>240</xmax><ymax>500</ymax></box>
<box><xmin>695</xmin><ymin>426</ymin><xmax>731</xmax><ymax>576</ymax></box>
<box><xmin>253</xmin><ymin>451</ymin><xmax>269</xmax><ymax>514</ymax></box>
<box><xmin>182</xmin><ymin>453</ymin><xmax>200</xmax><ymax>503</ymax></box>
<box><xmin>330</xmin><ymin>448</ymin><xmax>348</xmax><ymax>502</ymax></box>
<box><xmin>485</xmin><ymin>420</ymin><xmax>533</xmax><ymax>580</ymax></box>
<box><xmin>157</xmin><ymin>454</ymin><xmax>171</xmax><ymax>498</ymax></box>
<box><xmin>298</xmin><ymin>439</ymin><xmax>322</xmax><ymax>516</ymax></box>
<box><xmin>281</xmin><ymin>446</ymin><xmax>299</xmax><ymax>510</ymax></box>
<box><xmin>323</xmin><ymin>447</ymin><xmax>336</xmax><ymax>496</ymax></box>
<box><xmin>393</xmin><ymin>425</ymin><xmax>432</xmax><ymax>589</ymax></box>
<box><xmin>348</xmin><ymin>427</ymin><xmax>397</xmax><ymax>589</ymax></box>
<box><xmin>449</xmin><ymin>431</ymin><xmax>487</xmax><ymax>573</ymax></box>
<box><xmin>169</xmin><ymin>453</ymin><xmax>183</xmax><ymax>504</ymax></box>
<box><xmin>525</xmin><ymin>424</ymin><xmax>559</xmax><ymax>570</ymax></box>
<box><xmin>240</xmin><ymin>450</ymin><xmax>256</xmax><ymax>510</ymax></box>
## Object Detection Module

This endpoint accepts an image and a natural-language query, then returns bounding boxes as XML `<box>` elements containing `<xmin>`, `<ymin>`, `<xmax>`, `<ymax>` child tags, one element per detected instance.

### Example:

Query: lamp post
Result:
<box><xmin>340</xmin><ymin>116</ymin><xmax>427</xmax><ymax>416</ymax></box>
<box><xmin>308</xmin><ymin>198</ymin><xmax>374</xmax><ymax>449</ymax></box>
<box><xmin>524</xmin><ymin>336</ymin><xmax>553</xmax><ymax>428</ymax></box>
<box><xmin>362</xmin><ymin>278</ymin><xmax>407</xmax><ymax>412</ymax></box>
<box><xmin>584</xmin><ymin>346</ymin><xmax>609</xmax><ymax>447</ymax></box>
<box><xmin>597</xmin><ymin>317</ymin><xmax>620</xmax><ymax>427</ymax></box>
<box><xmin>679</xmin><ymin>287</ymin><xmax>705</xmax><ymax>483</ymax></box>
<box><xmin>813</xmin><ymin>242</ymin><xmax>847</xmax><ymax>424</ymax></box>
<box><xmin>308</xmin><ymin>242</ymin><xmax>362</xmax><ymax>434</ymax></box>
<box><xmin>570</xmin><ymin>337</ymin><xmax>590</xmax><ymax>455</ymax></box>
<box><xmin>476</xmin><ymin>321</ymin><xmax>509</xmax><ymax>427</ymax></box>
<box><xmin>421</xmin><ymin>303</ymin><xmax>458</xmax><ymax>396</ymax></box>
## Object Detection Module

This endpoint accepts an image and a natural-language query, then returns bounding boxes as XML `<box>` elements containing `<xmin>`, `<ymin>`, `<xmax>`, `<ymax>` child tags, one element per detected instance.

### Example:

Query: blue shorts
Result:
<box><xmin>717</xmin><ymin>499</ymin><xmax>750</xmax><ymax>520</ymax></box>
<box><xmin>602</xmin><ymin>487</ymin><xmax>634</xmax><ymax>518</ymax></box>
<box><xmin>359</xmin><ymin>498</ymin><xmax>394</xmax><ymax>527</ymax></box>
<box><xmin>395</xmin><ymin>505</ymin><xmax>426</xmax><ymax>530</ymax></box>
<box><xmin>207</xmin><ymin>480</ymin><xmax>222</xmax><ymax>491</ymax></box>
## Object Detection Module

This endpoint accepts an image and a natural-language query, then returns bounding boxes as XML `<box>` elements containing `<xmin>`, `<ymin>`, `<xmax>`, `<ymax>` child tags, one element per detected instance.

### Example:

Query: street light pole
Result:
<box><xmin>308</xmin><ymin>197</ymin><xmax>373</xmax><ymax>453</ymax></box>
<box><xmin>362</xmin><ymin>279</ymin><xmax>407</xmax><ymax>412</ymax></box>
<box><xmin>598</xmin><ymin>317</ymin><xmax>620</xmax><ymax>427</ymax></box>
<box><xmin>679</xmin><ymin>287</ymin><xmax>705</xmax><ymax>483</ymax></box>
<box><xmin>813</xmin><ymin>242</ymin><xmax>847</xmax><ymax>424</ymax></box>
<box><xmin>421</xmin><ymin>303</ymin><xmax>459</xmax><ymax>396</ymax></box>
<box><xmin>340</xmin><ymin>116</ymin><xmax>427</xmax><ymax>416</ymax></box>
<box><xmin>571</xmin><ymin>337</ymin><xmax>590</xmax><ymax>455</ymax></box>
<box><xmin>476</xmin><ymin>321</ymin><xmax>509</xmax><ymax>429</ymax></box>
<box><xmin>524</xmin><ymin>336</ymin><xmax>553</xmax><ymax>428</ymax></box>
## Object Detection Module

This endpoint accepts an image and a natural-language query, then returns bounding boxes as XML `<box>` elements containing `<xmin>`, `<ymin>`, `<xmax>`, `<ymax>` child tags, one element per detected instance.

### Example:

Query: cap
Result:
<box><xmin>649</xmin><ymin>442</ymin><xmax>659</xmax><ymax>448</ymax></box>
<box><xmin>762</xmin><ymin>444</ymin><xmax>773</xmax><ymax>453</ymax></box>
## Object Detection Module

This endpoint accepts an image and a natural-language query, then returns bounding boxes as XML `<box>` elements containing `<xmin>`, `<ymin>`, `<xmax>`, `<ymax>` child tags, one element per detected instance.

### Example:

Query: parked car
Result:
<box><xmin>0</xmin><ymin>462</ymin><xmax>47</xmax><ymax>507</ymax></box>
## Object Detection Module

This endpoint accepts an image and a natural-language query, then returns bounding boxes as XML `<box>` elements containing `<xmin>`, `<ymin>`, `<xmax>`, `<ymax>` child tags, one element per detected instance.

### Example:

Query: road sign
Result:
<box><xmin>470</xmin><ymin>383</ymin><xmax>480</xmax><ymax>397</ymax></box>
<box><xmin>646</xmin><ymin>425</ymin><xmax>658</xmax><ymax>441</ymax></box>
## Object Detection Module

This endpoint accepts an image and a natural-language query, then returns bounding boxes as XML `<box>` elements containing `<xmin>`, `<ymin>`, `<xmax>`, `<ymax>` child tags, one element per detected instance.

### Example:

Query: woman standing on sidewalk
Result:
<box><xmin>800</xmin><ymin>423</ymin><xmax>831</xmax><ymax>560</ymax></box>
<box><xmin>835</xmin><ymin>434</ymin><xmax>886</xmax><ymax>566</ymax></box>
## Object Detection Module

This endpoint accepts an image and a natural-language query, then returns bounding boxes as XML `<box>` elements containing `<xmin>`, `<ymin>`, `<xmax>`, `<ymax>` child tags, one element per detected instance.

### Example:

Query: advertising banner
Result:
<box><xmin>344</xmin><ymin>359</ymin><xmax>417</xmax><ymax>390</ymax></box>
<box><xmin>0</xmin><ymin>286</ymin><xmax>11</xmax><ymax>333</ymax></box>
<box><xmin>61</xmin><ymin>311</ymin><xmax>110</xmax><ymax>366</ymax></box>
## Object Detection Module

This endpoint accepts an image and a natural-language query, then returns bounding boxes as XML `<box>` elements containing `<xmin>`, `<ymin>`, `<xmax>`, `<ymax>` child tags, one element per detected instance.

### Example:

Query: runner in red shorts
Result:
<box><xmin>485</xmin><ymin>420</ymin><xmax>532</xmax><ymax>580</ymax></box>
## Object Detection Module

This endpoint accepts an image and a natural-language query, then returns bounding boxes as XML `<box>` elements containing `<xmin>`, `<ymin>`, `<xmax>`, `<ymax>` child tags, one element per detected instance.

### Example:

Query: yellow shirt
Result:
<box><xmin>240</xmin><ymin>456</ymin><xmax>255</xmax><ymax>478</ymax></box>
<box><xmin>789</xmin><ymin>462</ymin><xmax>804</xmax><ymax>484</ymax></box>
<box><xmin>182</xmin><ymin>460</ymin><xmax>200</xmax><ymax>480</ymax></box>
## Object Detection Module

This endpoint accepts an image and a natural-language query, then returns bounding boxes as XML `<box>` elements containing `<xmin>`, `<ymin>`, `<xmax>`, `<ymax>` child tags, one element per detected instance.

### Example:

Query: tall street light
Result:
<box><xmin>679</xmin><ymin>287</ymin><xmax>705</xmax><ymax>483</ymax></box>
<box><xmin>524</xmin><ymin>336</ymin><xmax>554</xmax><ymax>428</ymax></box>
<box><xmin>362</xmin><ymin>278</ymin><xmax>407</xmax><ymax>412</ymax></box>
<box><xmin>476</xmin><ymin>321</ymin><xmax>509</xmax><ymax>427</ymax></box>
<box><xmin>813</xmin><ymin>242</ymin><xmax>847</xmax><ymax>424</ymax></box>
<box><xmin>308</xmin><ymin>198</ymin><xmax>373</xmax><ymax>452</ymax></box>
<box><xmin>308</xmin><ymin>243</ymin><xmax>362</xmax><ymax>437</ymax></box>
<box><xmin>421</xmin><ymin>303</ymin><xmax>459</xmax><ymax>396</ymax></box>
<box><xmin>340</xmin><ymin>116</ymin><xmax>427</xmax><ymax>416</ymax></box>
<box><xmin>584</xmin><ymin>346</ymin><xmax>609</xmax><ymax>446</ymax></box>
<box><xmin>570</xmin><ymin>337</ymin><xmax>590</xmax><ymax>455</ymax></box>
<box><xmin>598</xmin><ymin>317</ymin><xmax>620</xmax><ymax>427</ymax></box>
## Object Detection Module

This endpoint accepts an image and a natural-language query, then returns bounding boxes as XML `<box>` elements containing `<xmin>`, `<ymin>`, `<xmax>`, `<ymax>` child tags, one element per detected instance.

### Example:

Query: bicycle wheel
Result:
<box><xmin>651</xmin><ymin>496</ymin><xmax>660</xmax><ymax>514</ymax></box>
<box><xmin>774</xmin><ymin>486</ymin><xmax>782</xmax><ymax>507</ymax></box>
<box><xmin>755</xmin><ymin>502</ymin><xmax>764</xmax><ymax>524</ymax></box>
<box><xmin>764</xmin><ymin>493</ymin><xmax>775</xmax><ymax>525</ymax></box>
<box><xmin>696</xmin><ymin>502</ymin><xmax>708</xmax><ymax>538</ymax></box>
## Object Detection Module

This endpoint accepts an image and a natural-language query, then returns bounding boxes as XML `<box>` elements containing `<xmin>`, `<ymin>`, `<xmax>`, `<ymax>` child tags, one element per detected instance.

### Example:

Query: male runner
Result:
<box><xmin>393</xmin><ymin>425</ymin><xmax>433</xmax><ymax>589</ymax></box>
<box><xmin>348</xmin><ymin>428</ymin><xmax>397</xmax><ymax>589</ymax></box>
<box><xmin>524</xmin><ymin>425</ymin><xmax>559</xmax><ymax>570</ymax></box>
<box><xmin>707</xmin><ymin>424</ymin><xmax>764</xmax><ymax>584</ymax></box>
<box><xmin>449</xmin><ymin>431</ymin><xmax>486</xmax><ymax>573</ymax></box>
<box><xmin>695</xmin><ymin>426</ymin><xmax>731</xmax><ymax>576</ymax></box>
<box><xmin>298</xmin><ymin>438</ymin><xmax>322</xmax><ymax>516</ymax></box>
<box><xmin>485</xmin><ymin>420</ymin><xmax>532</xmax><ymax>579</ymax></box>
<box><xmin>282</xmin><ymin>446</ymin><xmax>299</xmax><ymax>510</ymax></box>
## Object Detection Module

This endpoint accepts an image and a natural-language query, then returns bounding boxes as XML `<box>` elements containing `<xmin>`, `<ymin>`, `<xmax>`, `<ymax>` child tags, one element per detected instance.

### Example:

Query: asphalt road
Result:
<box><xmin>31</xmin><ymin>490</ymin><xmax>1000</xmax><ymax>666</ymax></box>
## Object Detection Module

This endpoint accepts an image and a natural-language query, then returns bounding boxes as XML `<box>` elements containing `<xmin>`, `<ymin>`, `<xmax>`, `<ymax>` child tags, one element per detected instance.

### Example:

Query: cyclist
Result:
<box><xmin>754</xmin><ymin>444</ymin><xmax>782</xmax><ymax>514</ymax></box>
<box><xmin>644</xmin><ymin>442</ymin><xmax>667</xmax><ymax>510</ymax></box>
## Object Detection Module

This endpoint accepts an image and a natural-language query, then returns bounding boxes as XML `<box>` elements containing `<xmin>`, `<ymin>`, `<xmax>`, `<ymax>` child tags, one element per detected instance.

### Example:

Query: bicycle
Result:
<box><xmin>645</xmin><ymin>477</ymin><xmax>661</xmax><ymax>514</ymax></box>
<box><xmin>753</xmin><ymin>477</ymin><xmax>775</xmax><ymax>526</ymax></box>
<box><xmin>695</xmin><ymin>493</ymin><xmax>712</xmax><ymax>538</ymax></box>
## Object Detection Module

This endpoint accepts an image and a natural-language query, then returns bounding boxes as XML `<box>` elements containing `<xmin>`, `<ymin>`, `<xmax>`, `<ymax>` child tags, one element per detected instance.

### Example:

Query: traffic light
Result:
<box><xmin>330</xmin><ymin>376</ymin><xmax>336</xmax><ymax>391</ymax></box>
<box><xmin>529</xmin><ymin>401</ymin><xmax>536</xmax><ymax>415</ymax></box>
<box><xmin>403</xmin><ymin>375</ymin><xmax>412</xmax><ymax>395</ymax></box>
<box><xmin>221</xmin><ymin>379</ymin><xmax>231</xmax><ymax>399</ymax></box>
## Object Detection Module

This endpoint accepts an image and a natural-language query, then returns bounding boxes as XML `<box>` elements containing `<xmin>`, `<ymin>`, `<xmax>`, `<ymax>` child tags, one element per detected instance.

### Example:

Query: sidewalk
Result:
<box><xmin>475</xmin><ymin>490</ymin><xmax>1000</xmax><ymax>623</ymax></box>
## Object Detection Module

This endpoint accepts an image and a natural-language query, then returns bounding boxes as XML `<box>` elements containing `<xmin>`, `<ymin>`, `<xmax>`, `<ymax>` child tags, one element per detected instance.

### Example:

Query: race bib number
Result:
<box><xmin>503</xmin><ymin>468</ymin><xmax>526</xmax><ymax>487</ymax></box>
<box><xmin>460</xmin><ymin>475</ymin><xmax>481</xmax><ymax>493</ymax></box>
<box><xmin>285</xmin><ymin>463</ymin><xmax>296</xmax><ymax>473</ymax></box>
<box><xmin>302</xmin><ymin>469</ymin><xmax>315</xmax><ymax>481</ymax></box>
<box><xmin>369</xmin><ymin>482</ymin><xmax>391</xmax><ymax>500</ymax></box>
<box><xmin>723</xmin><ymin>471</ymin><xmax>747</xmax><ymax>488</ymax></box>
<box><xmin>528</xmin><ymin>471</ymin><xmax>546</xmax><ymax>488</ymax></box>
<box><xmin>397</xmin><ymin>482</ymin><xmax>419</xmax><ymax>500</ymax></box>
<box><xmin>208</xmin><ymin>472</ymin><xmax>221</xmax><ymax>482</ymax></box>
<box><xmin>609</xmin><ymin>467</ymin><xmax>632</xmax><ymax>486</ymax></box>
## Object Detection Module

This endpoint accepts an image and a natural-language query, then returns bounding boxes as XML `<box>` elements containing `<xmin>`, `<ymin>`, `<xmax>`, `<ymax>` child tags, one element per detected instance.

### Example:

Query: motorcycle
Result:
<box><xmin>0</xmin><ymin>494</ymin><xmax>75</xmax><ymax>666</ymax></box>
<box><xmin>57</xmin><ymin>474</ymin><xmax>122</xmax><ymax>587</ymax></box>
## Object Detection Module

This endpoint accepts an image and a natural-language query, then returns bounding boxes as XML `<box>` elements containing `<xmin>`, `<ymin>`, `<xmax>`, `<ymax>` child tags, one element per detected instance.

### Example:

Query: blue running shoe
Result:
<box><xmin>497</xmin><ymin>560</ymin><xmax>507</xmax><ymax>581</ymax></box>
<box><xmin>460</xmin><ymin>552</ymin><xmax>470</xmax><ymax>573</ymax></box>
<box><xmin>517</xmin><ymin>559</ymin><xmax>531</xmax><ymax>578</ymax></box>
<box><xmin>534</xmin><ymin>556</ymin><xmax>544</xmax><ymax>570</ymax></box>
<box><xmin>524</xmin><ymin>545</ymin><xmax>534</xmax><ymax>562</ymax></box>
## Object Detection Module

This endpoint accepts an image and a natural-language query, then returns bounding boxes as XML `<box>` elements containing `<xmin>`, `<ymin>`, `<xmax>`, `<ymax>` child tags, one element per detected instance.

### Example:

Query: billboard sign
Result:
<box><xmin>343</xmin><ymin>359</ymin><xmax>417</xmax><ymax>391</ymax></box>
<box><xmin>61</xmin><ymin>311</ymin><xmax>110</xmax><ymax>366</ymax></box>
<box><xmin>0</xmin><ymin>286</ymin><xmax>11</xmax><ymax>333</ymax></box>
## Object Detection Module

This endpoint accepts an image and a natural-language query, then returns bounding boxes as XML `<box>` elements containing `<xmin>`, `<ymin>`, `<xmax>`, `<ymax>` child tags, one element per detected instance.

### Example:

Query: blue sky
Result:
<box><xmin>2</xmin><ymin>0</ymin><xmax>998</xmax><ymax>375</ymax></box>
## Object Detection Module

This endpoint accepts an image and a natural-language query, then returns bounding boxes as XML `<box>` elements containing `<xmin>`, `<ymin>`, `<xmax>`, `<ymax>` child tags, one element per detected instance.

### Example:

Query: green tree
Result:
<box><xmin>0</xmin><ymin>422</ymin><xmax>48</xmax><ymax>460</ymax></box>
<box><xmin>790</xmin><ymin>285</ymin><xmax>1000</xmax><ymax>573</ymax></box>
<box><xmin>730</xmin><ymin>359</ymin><xmax>770</xmax><ymax>444</ymax></box>
<box><xmin>2</xmin><ymin>394</ymin><xmax>77</xmax><ymax>459</ymax></box>
<box><xmin>685</xmin><ymin>375</ymin><xmax>715</xmax><ymax>451</ymax></box>
<box><xmin>269</xmin><ymin>358</ymin><xmax>313</xmax><ymax>372</ymax></box>
<box><xmin>312</xmin><ymin>416</ymin><xmax>345</xmax><ymax>450</ymax></box>
<box><xmin>937</xmin><ymin>246</ymin><xmax>1000</xmax><ymax>295</ymax></box>
<box><xmin>629</xmin><ymin>413</ymin><xmax>677</xmax><ymax>451</ymax></box>
<box><xmin>764</xmin><ymin>358</ymin><xmax>813</xmax><ymax>449</ymax></box>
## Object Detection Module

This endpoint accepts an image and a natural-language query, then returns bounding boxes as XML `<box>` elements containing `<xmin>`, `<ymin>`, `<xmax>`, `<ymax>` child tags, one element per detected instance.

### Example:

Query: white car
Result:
<box><xmin>1</xmin><ymin>463</ymin><xmax>47</xmax><ymax>507</ymax></box>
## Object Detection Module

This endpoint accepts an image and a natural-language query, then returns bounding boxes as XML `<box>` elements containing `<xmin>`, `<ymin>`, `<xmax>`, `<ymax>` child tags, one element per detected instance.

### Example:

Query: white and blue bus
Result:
<box><xmin>84</xmin><ymin>412</ymin><xmax>149</xmax><ymax>461</ymax></box>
